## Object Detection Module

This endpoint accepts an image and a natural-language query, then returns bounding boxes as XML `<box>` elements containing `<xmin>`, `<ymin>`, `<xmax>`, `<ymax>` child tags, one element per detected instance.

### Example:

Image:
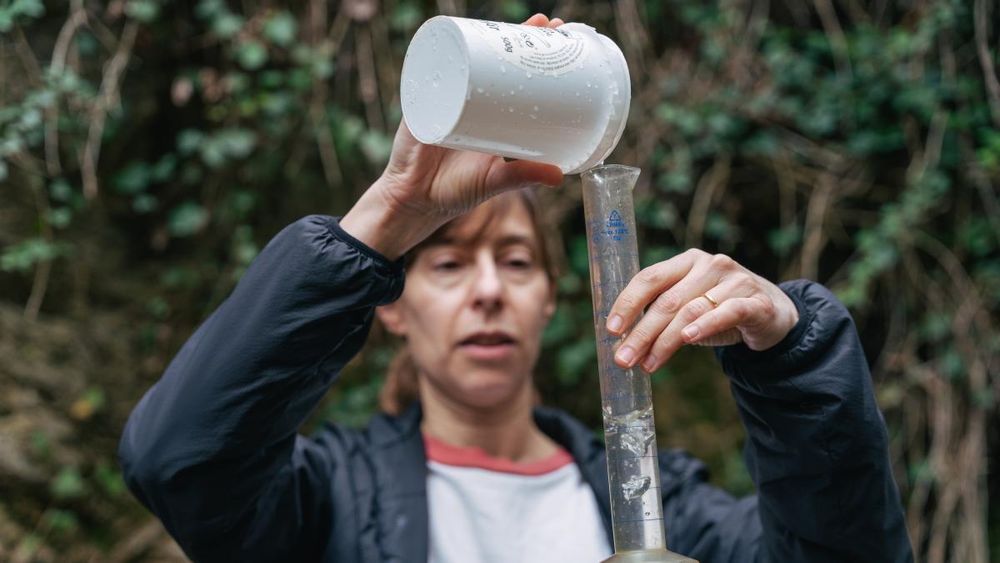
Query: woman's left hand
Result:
<box><xmin>606</xmin><ymin>249</ymin><xmax>800</xmax><ymax>373</ymax></box>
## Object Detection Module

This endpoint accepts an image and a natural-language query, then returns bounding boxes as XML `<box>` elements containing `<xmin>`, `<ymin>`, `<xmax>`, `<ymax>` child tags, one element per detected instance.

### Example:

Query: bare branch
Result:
<box><xmin>81</xmin><ymin>21</ymin><xmax>139</xmax><ymax>200</ymax></box>
<box><xmin>685</xmin><ymin>154</ymin><xmax>731</xmax><ymax>249</ymax></box>
<box><xmin>800</xmin><ymin>171</ymin><xmax>836</xmax><ymax>280</ymax></box>
<box><xmin>975</xmin><ymin>0</ymin><xmax>1000</xmax><ymax>127</ymax></box>
<box><xmin>813</xmin><ymin>0</ymin><xmax>853</xmax><ymax>82</ymax></box>
<box><xmin>46</xmin><ymin>1</ymin><xmax>90</xmax><ymax>177</ymax></box>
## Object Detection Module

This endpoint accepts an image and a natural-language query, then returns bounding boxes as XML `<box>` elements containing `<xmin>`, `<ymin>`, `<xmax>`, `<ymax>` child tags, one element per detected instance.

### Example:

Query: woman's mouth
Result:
<box><xmin>458</xmin><ymin>332</ymin><xmax>517</xmax><ymax>360</ymax></box>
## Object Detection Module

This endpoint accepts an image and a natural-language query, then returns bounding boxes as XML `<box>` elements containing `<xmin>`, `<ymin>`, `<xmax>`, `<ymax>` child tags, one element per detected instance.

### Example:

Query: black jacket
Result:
<box><xmin>118</xmin><ymin>215</ymin><xmax>913</xmax><ymax>562</ymax></box>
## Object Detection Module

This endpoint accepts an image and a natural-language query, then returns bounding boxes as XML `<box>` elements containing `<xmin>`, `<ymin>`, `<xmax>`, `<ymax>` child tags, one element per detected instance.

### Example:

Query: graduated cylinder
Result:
<box><xmin>581</xmin><ymin>165</ymin><xmax>698</xmax><ymax>563</ymax></box>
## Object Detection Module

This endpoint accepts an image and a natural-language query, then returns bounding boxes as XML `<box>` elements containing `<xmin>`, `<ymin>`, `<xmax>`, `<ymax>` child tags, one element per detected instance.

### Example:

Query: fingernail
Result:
<box><xmin>683</xmin><ymin>325</ymin><xmax>700</xmax><ymax>341</ymax></box>
<box><xmin>641</xmin><ymin>354</ymin><xmax>658</xmax><ymax>372</ymax></box>
<box><xmin>607</xmin><ymin>314</ymin><xmax>624</xmax><ymax>333</ymax></box>
<box><xmin>616</xmin><ymin>345</ymin><xmax>636</xmax><ymax>366</ymax></box>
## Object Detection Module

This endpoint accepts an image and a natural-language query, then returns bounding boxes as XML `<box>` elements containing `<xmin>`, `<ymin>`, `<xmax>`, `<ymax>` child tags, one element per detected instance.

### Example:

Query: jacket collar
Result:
<box><xmin>368</xmin><ymin>403</ymin><xmax>614</xmax><ymax>561</ymax></box>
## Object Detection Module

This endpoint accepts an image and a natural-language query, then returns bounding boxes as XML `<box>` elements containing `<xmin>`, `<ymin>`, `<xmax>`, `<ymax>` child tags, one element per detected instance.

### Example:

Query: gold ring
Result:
<box><xmin>702</xmin><ymin>292</ymin><xmax>719</xmax><ymax>308</ymax></box>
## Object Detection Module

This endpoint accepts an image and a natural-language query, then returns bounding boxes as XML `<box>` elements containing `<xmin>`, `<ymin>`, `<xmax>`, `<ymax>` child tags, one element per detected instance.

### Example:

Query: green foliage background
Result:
<box><xmin>1</xmin><ymin>0</ymin><xmax>998</xmax><ymax>561</ymax></box>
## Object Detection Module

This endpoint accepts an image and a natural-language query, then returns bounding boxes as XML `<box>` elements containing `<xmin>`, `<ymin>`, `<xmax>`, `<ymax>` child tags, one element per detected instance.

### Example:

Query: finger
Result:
<box><xmin>614</xmin><ymin>263</ymin><xmax>716</xmax><ymax>368</ymax></box>
<box><xmin>523</xmin><ymin>13</ymin><xmax>549</xmax><ymax>27</ymax></box>
<box><xmin>549</xmin><ymin>18</ymin><xmax>564</xmax><ymax>27</ymax></box>
<box><xmin>636</xmin><ymin>274</ymin><xmax>760</xmax><ymax>371</ymax></box>
<box><xmin>682</xmin><ymin>296</ymin><xmax>771</xmax><ymax>347</ymax></box>
<box><xmin>484</xmin><ymin>159</ymin><xmax>564</xmax><ymax>195</ymax></box>
<box><xmin>629</xmin><ymin>268</ymin><xmax>759</xmax><ymax>372</ymax></box>
<box><xmin>606</xmin><ymin>249</ymin><xmax>705</xmax><ymax>338</ymax></box>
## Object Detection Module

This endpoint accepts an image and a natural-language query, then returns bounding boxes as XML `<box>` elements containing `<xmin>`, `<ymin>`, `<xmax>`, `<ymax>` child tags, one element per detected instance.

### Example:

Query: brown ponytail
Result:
<box><xmin>378</xmin><ymin>347</ymin><xmax>421</xmax><ymax>416</ymax></box>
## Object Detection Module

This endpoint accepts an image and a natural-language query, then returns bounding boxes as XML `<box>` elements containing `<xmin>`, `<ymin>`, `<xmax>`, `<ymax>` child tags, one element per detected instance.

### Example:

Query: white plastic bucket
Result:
<box><xmin>400</xmin><ymin>16</ymin><xmax>631</xmax><ymax>174</ymax></box>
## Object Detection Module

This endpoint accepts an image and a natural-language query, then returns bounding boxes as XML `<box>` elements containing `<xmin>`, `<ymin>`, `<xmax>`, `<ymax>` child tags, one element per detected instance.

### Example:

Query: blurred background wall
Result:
<box><xmin>1</xmin><ymin>0</ymin><xmax>998</xmax><ymax>561</ymax></box>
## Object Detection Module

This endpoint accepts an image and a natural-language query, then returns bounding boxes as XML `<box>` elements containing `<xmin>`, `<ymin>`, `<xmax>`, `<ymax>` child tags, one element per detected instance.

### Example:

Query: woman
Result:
<box><xmin>119</xmin><ymin>14</ymin><xmax>912</xmax><ymax>562</ymax></box>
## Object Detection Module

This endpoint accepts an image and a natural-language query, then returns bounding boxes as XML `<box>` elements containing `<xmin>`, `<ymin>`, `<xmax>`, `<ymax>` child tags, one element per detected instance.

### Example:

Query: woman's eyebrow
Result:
<box><xmin>495</xmin><ymin>234</ymin><xmax>537</xmax><ymax>248</ymax></box>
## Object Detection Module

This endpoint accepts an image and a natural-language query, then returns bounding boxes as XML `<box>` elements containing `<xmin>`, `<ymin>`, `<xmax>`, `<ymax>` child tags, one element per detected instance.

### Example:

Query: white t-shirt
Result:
<box><xmin>425</xmin><ymin>434</ymin><xmax>613</xmax><ymax>563</ymax></box>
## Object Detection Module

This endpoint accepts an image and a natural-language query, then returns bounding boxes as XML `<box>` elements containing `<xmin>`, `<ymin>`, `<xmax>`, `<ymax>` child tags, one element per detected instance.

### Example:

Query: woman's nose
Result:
<box><xmin>470</xmin><ymin>259</ymin><xmax>503</xmax><ymax>311</ymax></box>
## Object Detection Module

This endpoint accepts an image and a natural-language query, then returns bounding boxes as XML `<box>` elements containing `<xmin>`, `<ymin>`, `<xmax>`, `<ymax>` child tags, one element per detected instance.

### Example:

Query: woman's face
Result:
<box><xmin>377</xmin><ymin>197</ymin><xmax>556</xmax><ymax>409</ymax></box>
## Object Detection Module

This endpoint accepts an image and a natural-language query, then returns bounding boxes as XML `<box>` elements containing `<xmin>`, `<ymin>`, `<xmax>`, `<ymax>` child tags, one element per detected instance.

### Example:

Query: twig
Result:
<box><xmin>685</xmin><ymin>154</ymin><xmax>731</xmax><ymax>248</ymax></box>
<box><xmin>81</xmin><ymin>21</ymin><xmax>139</xmax><ymax>200</ymax></box>
<box><xmin>355</xmin><ymin>26</ymin><xmax>385</xmax><ymax>133</ymax></box>
<box><xmin>371</xmin><ymin>10</ymin><xmax>398</xmax><ymax>114</ymax></box>
<box><xmin>13</xmin><ymin>27</ymin><xmax>44</xmax><ymax>87</ymax></box>
<box><xmin>614</xmin><ymin>0</ymin><xmax>652</xmax><ymax>74</ymax></box>
<box><xmin>24</xmin><ymin>164</ymin><xmax>53</xmax><ymax>322</ymax></box>
<box><xmin>813</xmin><ymin>0</ymin><xmax>853</xmax><ymax>83</ymax></box>
<box><xmin>45</xmin><ymin>0</ymin><xmax>89</xmax><ymax>177</ymax></box>
<box><xmin>434</xmin><ymin>0</ymin><xmax>465</xmax><ymax>16</ymax></box>
<box><xmin>799</xmin><ymin>171</ymin><xmax>836</xmax><ymax>280</ymax></box>
<box><xmin>306</xmin><ymin>0</ymin><xmax>327</xmax><ymax>44</ymax></box>
<box><xmin>107</xmin><ymin>519</ymin><xmax>168</xmax><ymax>563</ymax></box>
<box><xmin>769</xmin><ymin>148</ymin><xmax>799</xmax><ymax>279</ymax></box>
<box><xmin>310</xmin><ymin>82</ymin><xmax>343</xmax><ymax>189</ymax></box>
<box><xmin>974</xmin><ymin>0</ymin><xmax>1000</xmax><ymax>127</ymax></box>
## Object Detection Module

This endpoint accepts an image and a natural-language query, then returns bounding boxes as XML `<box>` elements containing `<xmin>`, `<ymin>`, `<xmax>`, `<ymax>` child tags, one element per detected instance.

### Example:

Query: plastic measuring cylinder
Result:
<box><xmin>581</xmin><ymin>165</ymin><xmax>698</xmax><ymax>563</ymax></box>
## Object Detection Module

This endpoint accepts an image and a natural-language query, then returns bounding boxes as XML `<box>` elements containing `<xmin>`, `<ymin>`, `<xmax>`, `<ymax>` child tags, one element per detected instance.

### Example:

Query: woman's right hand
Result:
<box><xmin>341</xmin><ymin>14</ymin><xmax>565</xmax><ymax>259</ymax></box>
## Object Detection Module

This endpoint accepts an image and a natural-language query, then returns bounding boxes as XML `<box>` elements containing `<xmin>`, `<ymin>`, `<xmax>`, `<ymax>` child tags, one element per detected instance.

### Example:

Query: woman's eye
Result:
<box><xmin>504</xmin><ymin>257</ymin><xmax>533</xmax><ymax>269</ymax></box>
<box><xmin>433</xmin><ymin>260</ymin><xmax>461</xmax><ymax>271</ymax></box>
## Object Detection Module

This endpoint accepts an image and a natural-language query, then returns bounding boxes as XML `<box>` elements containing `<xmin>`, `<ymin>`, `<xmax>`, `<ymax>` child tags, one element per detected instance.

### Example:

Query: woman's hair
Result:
<box><xmin>377</xmin><ymin>188</ymin><xmax>563</xmax><ymax>415</ymax></box>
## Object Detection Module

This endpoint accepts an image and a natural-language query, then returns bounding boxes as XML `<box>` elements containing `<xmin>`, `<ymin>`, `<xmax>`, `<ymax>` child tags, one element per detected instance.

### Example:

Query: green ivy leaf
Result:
<box><xmin>264</xmin><ymin>11</ymin><xmax>297</xmax><ymax>47</ymax></box>
<box><xmin>212</xmin><ymin>13</ymin><xmax>244</xmax><ymax>38</ymax></box>
<box><xmin>43</xmin><ymin>509</ymin><xmax>79</xmax><ymax>537</ymax></box>
<box><xmin>390</xmin><ymin>2</ymin><xmax>422</xmax><ymax>31</ymax></box>
<box><xmin>500</xmin><ymin>0</ymin><xmax>529</xmax><ymax>21</ymax></box>
<box><xmin>114</xmin><ymin>161</ymin><xmax>152</xmax><ymax>194</ymax></box>
<box><xmin>168</xmin><ymin>201</ymin><xmax>209</xmax><ymax>237</ymax></box>
<box><xmin>125</xmin><ymin>0</ymin><xmax>159</xmax><ymax>23</ymax></box>
<box><xmin>132</xmin><ymin>194</ymin><xmax>158</xmax><ymax>214</ymax></box>
<box><xmin>360</xmin><ymin>129</ymin><xmax>393</xmax><ymax>166</ymax></box>
<box><xmin>556</xmin><ymin>338</ymin><xmax>596</xmax><ymax>386</ymax></box>
<box><xmin>51</xmin><ymin>467</ymin><xmax>86</xmax><ymax>499</ymax></box>
<box><xmin>47</xmin><ymin>208</ymin><xmax>72</xmax><ymax>229</ymax></box>
<box><xmin>177</xmin><ymin>129</ymin><xmax>204</xmax><ymax>154</ymax></box>
<box><xmin>94</xmin><ymin>462</ymin><xmax>126</xmax><ymax>497</ymax></box>
<box><xmin>0</xmin><ymin>239</ymin><xmax>69</xmax><ymax>272</ymax></box>
<box><xmin>216</xmin><ymin>128</ymin><xmax>256</xmax><ymax>158</ymax></box>
<box><xmin>236</xmin><ymin>40</ymin><xmax>268</xmax><ymax>70</ymax></box>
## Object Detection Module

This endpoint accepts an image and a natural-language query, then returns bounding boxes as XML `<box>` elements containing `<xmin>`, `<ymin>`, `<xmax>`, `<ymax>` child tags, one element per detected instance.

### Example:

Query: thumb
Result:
<box><xmin>485</xmin><ymin>159</ymin><xmax>564</xmax><ymax>194</ymax></box>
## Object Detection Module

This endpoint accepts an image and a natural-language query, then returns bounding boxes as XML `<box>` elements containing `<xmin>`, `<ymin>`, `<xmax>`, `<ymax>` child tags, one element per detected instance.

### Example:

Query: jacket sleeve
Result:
<box><xmin>664</xmin><ymin>280</ymin><xmax>913</xmax><ymax>562</ymax></box>
<box><xmin>117</xmin><ymin>215</ymin><xmax>404</xmax><ymax>562</ymax></box>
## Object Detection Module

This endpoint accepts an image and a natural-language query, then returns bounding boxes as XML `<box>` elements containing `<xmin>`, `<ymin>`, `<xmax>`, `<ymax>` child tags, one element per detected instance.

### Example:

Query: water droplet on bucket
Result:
<box><xmin>529</xmin><ymin>114</ymin><xmax>537</xmax><ymax>120</ymax></box>
<box><xmin>518</xmin><ymin>85</ymin><xmax>524</xmax><ymax>91</ymax></box>
<box><xmin>508</xmin><ymin>107</ymin><xmax>515</xmax><ymax>113</ymax></box>
<box><xmin>500</xmin><ymin>65</ymin><xmax>507</xmax><ymax>74</ymax></box>
<box><xmin>525</xmin><ymin>72</ymin><xmax>533</xmax><ymax>78</ymax></box>
<box><xmin>509</xmin><ymin>89</ymin><xmax>515</xmax><ymax>95</ymax></box>
<box><xmin>533</xmin><ymin>105</ymin><xmax>539</xmax><ymax>111</ymax></box>
<box><xmin>476</xmin><ymin>87</ymin><xmax>485</xmax><ymax>94</ymax></box>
